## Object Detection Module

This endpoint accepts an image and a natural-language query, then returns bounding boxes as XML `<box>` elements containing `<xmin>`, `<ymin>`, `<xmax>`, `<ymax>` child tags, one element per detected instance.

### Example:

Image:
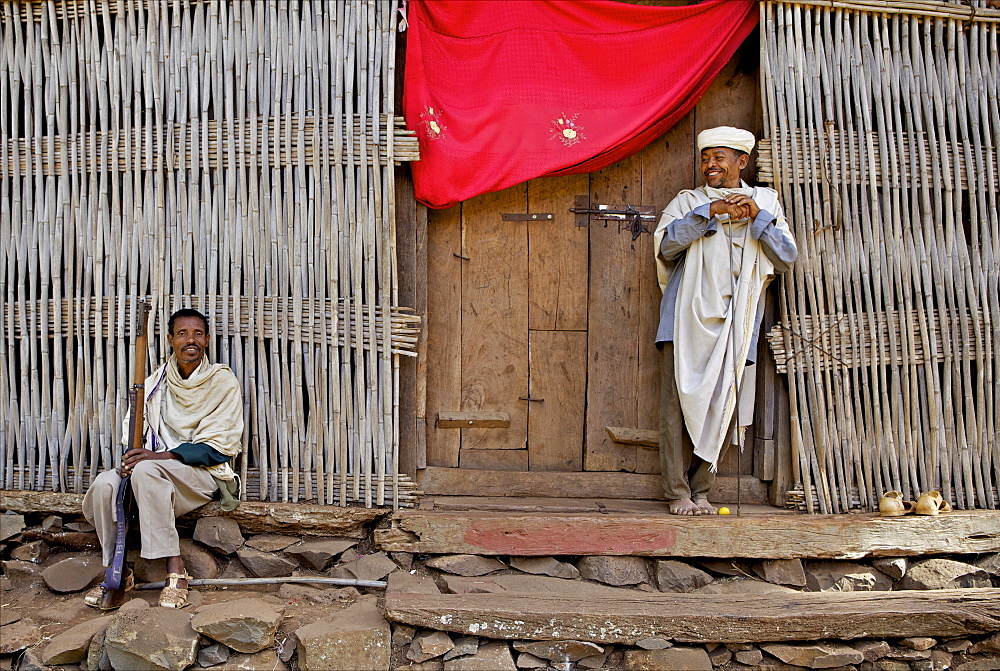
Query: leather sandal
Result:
<box><xmin>878</xmin><ymin>491</ymin><xmax>915</xmax><ymax>517</ymax></box>
<box><xmin>159</xmin><ymin>572</ymin><xmax>190</xmax><ymax>609</ymax></box>
<box><xmin>84</xmin><ymin>570</ymin><xmax>134</xmax><ymax>610</ymax></box>
<box><xmin>915</xmin><ymin>490</ymin><xmax>953</xmax><ymax>515</ymax></box>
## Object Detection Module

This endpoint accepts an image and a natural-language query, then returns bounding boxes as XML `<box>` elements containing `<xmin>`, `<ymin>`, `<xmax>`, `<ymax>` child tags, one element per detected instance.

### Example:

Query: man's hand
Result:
<box><xmin>712</xmin><ymin>193</ymin><xmax>760</xmax><ymax>221</ymax></box>
<box><xmin>121</xmin><ymin>448</ymin><xmax>177</xmax><ymax>476</ymax></box>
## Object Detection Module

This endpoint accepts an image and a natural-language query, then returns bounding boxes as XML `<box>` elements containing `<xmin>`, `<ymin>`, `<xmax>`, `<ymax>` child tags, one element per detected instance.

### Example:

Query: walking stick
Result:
<box><xmin>99</xmin><ymin>299</ymin><xmax>151</xmax><ymax>609</ymax></box>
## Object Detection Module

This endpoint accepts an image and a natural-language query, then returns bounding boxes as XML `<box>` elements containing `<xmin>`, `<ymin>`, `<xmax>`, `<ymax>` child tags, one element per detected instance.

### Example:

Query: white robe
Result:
<box><xmin>654</xmin><ymin>183</ymin><xmax>785</xmax><ymax>469</ymax></box>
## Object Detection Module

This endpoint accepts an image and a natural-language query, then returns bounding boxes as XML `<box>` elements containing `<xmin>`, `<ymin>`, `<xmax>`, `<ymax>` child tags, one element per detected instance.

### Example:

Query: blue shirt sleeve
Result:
<box><xmin>659</xmin><ymin>202</ymin><xmax>716</xmax><ymax>261</ymax></box>
<box><xmin>749</xmin><ymin>208</ymin><xmax>798</xmax><ymax>273</ymax></box>
<box><xmin>169</xmin><ymin>442</ymin><xmax>231</xmax><ymax>467</ymax></box>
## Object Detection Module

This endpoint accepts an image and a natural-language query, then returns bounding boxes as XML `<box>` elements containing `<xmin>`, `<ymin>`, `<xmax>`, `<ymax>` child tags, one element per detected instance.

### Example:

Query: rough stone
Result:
<box><xmin>756</xmin><ymin>558</ymin><xmax>807</xmax><ymax>587</ymax></box>
<box><xmin>0</xmin><ymin>576</ymin><xmax>12</xmax><ymax>590</ymax></box>
<box><xmin>105</xmin><ymin>603</ymin><xmax>200</xmax><ymax>671</ymax></box>
<box><xmin>910</xmin><ymin>650</ymin><xmax>953</xmax><ymax>671</ymax></box>
<box><xmin>735</xmin><ymin>648</ymin><xmax>764</xmax><ymax>665</ymax></box>
<box><xmin>236</xmin><ymin>548</ymin><xmax>299</xmax><ymax>577</ymax></box>
<box><xmin>41</xmin><ymin>553</ymin><xmax>105</xmax><ymax>593</ymax></box>
<box><xmin>391</xmin><ymin>551</ymin><xmax>415</xmax><ymax>571</ymax></box>
<box><xmin>278</xmin><ymin>583</ymin><xmax>359</xmax><ymax>605</ymax></box>
<box><xmin>424</xmin><ymin>554</ymin><xmax>507</xmax><ymax>576</ymax></box>
<box><xmin>0</xmin><ymin>513</ymin><xmax>25</xmax><ymax>541</ymax></box>
<box><xmin>134</xmin><ymin>539</ymin><xmax>219</xmax><ymax>582</ymax></box>
<box><xmin>940</xmin><ymin>639</ymin><xmax>972</xmax><ymax>653</ymax></box>
<box><xmin>443</xmin><ymin>637</ymin><xmax>479</xmax><ymax>661</ymax></box>
<box><xmin>577</xmin><ymin>651</ymin><xmax>610</xmax><ymax>669</ymax></box>
<box><xmin>886</xmin><ymin>646</ymin><xmax>932</xmax><ymax>661</ymax></box>
<box><xmin>408</xmin><ymin>631</ymin><xmax>455</xmax><ymax>662</ymax></box>
<box><xmin>970</xmin><ymin>632</ymin><xmax>1000</xmax><ymax>653</ymax></box>
<box><xmin>198</xmin><ymin>642</ymin><xmax>231</xmax><ymax>667</ymax></box>
<box><xmin>515</xmin><ymin>652</ymin><xmax>548</xmax><ymax>669</ymax></box>
<box><xmin>10</xmin><ymin>540</ymin><xmax>49</xmax><ymax>563</ymax></box>
<box><xmin>2</xmin><ymin>560</ymin><xmax>44</xmax><ymax>590</ymax></box>
<box><xmin>191</xmin><ymin>597</ymin><xmax>284</xmax><ymax>653</ymax></box>
<box><xmin>762</xmin><ymin>642</ymin><xmax>864</xmax><ymax>668</ymax></box>
<box><xmin>442</xmin><ymin>573</ymin><xmax>627</xmax><ymax>596</ymax></box>
<box><xmin>804</xmin><ymin>561</ymin><xmax>892</xmax><ymax>592</ymax></box>
<box><xmin>654</xmin><ymin>559</ymin><xmax>713</xmax><ymax>592</ymax></box>
<box><xmin>974</xmin><ymin>552</ymin><xmax>1000</xmax><ymax>577</ymax></box>
<box><xmin>10</xmin><ymin>647</ymin><xmax>50</xmax><ymax>671</ymax></box>
<box><xmin>387</xmin><ymin>570</ymin><xmax>442</xmax><ymax>594</ymax></box>
<box><xmin>245</xmin><ymin>534</ymin><xmax>301</xmax><ymax>552</ymax></box>
<box><xmin>283</xmin><ymin>538</ymin><xmax>358</xmax><ymax>570</ymax></box>
<box><xmin>623</xmin><ymin>647</ymin><xmax>712</xmax><ymax>670</ymax></box>
<box><xmin>900</xmin><ymin>637</ymin><xmax>936</xmax><ymax>651</ymax></box>
<box><xmin>850</xmin><ymin>640</ymin><xmax>892</xmax><ymax>661</ymax></box>
<box><xmin>86</xmin><ymin>626</ymin><xmax>112</xmax><ymax>671</ymax></box>
<box><xmin>38</xmin><ymin>616</ymin><xmax>112</xmax><ymax>665</ymax></box>
<box><xmin>635</xmin><ymin>638</ymin><xmax>672</xmax><ymax>650</ymax></box>
<box><xmin>513</xmin><ymin>640</ymin><xmax>603</xmax><ymax>662</ymax></box>
<box><xmin>64</xmin><ymin>521</ymin><xmax>96</xmax><ymax>532</ymax></box>
<box><xmin>868</xmin><ymin>660</ymin><xmax>911</xmax><ymax>671</ymax></box>
<box><xmin>872</xmin><ymin>557</ymin><xmax>908</xmax><ymax>580</ymax></box>
<box><xmin>295</xmin><ymin>599</ymin><xmax>391</xmax><ymax>671</ymax></box>
<box><xmin>193</xmin><ymin>517</ymin><xmax>246</xmax><ymax>554</ymax></box>
<box><xmin>708</xmin><ymin>647</ymin><xmax>732</xmax><ymax>666</ymax></box>
<box><xmin>694</xmin><ymin>576</ymin><xmax>800</xmax><ymax>594</ymax></box>
<box><xmin>0</xmin><ymin>618</ymin><xmax>41</xmax><ymax>654</ymax></box>
<box><xmin>41</xmin><ymin>514</ymin><xmax>63</xmax><ymax>531</ymax></box>
<box><xmin>952</xmin><ymin>653</ymin><xmax>1000</xmax><ymax>669</ymax></box>
<box><xmin>393</xmin><ymin>624</ymin><xmax>418</xmax><ymax>646</ymax></box>
<box><xmin>217</xmin><ymin>649</ymin><xmax>288</xmax><ymax>670</ymax></box>
<box><xmin>509</xmin><ymin>556</ymin><xmax>580</xmax><ymax>579</ymax></box>
<box><xmin>899</xmin><ymin>558</ymin><xmax>991</xmax><ymax>590</ymax></box>
<box><xmin>330</xmin><ymin>550</ymin><xmax>399</xmax><ymax>582</ymax></box>
<box><xmin>443</xmin><ymin>641</ymin><xmax>516</xmax><ymax>671</ymax></box>
<box><xmin>576</xmin><ymin>555</ymin><xmax>650</xmax><ymax>586</ymax></box>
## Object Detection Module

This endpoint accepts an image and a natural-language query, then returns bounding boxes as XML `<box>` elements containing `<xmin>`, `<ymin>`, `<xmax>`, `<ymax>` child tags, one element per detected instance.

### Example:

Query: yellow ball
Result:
<box><xmin>718</xmin><ymin>507</ymin><xmax>731</xmax><ymax>515</ymax></box>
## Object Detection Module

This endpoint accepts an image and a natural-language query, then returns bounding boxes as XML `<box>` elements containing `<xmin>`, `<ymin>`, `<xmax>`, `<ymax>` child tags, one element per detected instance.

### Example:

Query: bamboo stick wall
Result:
<box><xmin>759</xmin><ymin>0</ymin><xmax>999</xmax><ymax>512</ymax></box>
<box><xmin>0</xmin><ymin>0</ymin><xmax>422</xmax><ymax>507</ymax></box>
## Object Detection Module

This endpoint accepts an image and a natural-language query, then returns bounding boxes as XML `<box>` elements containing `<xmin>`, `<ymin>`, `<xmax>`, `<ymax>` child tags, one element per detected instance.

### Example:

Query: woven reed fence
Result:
<box><xmin>0</xmin><ymin>0</ymin><xmax>423</xmax><ymax>507</ymax></box>
<box><xmin>759</xmin><ymin>0</ymin><xmax>999</xmax><ymax>512</ymax></box>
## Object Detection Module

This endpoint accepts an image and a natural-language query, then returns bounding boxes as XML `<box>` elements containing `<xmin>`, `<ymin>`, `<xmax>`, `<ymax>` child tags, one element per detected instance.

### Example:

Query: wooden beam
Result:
<box><xmin>375</xmin><ymin>509</ymin><xmax>1000</xmax><ymax>558</ymax></box>
<box><xmin>1</xmin><ymin>490</ymin><xmax>388</xmax><ymax>539</ymax></box>
<box><xmin>605</xmin><ymin>427</ymin><xmax>657</xmax><ymax>447</ymax></box>
<box><xmin>384</xmin><ymin>588</ymin><xmax>1000</xmax><ymax>644</ymax></box>
<box><xmin>437</xmin><ymin>412</ymin><xmax>511</xmax><ymax>429</ymax></box>
<box><xmin>415</xmin><ymin>467</ymin><xmax>767</xmax><ymax>503</ymax></box>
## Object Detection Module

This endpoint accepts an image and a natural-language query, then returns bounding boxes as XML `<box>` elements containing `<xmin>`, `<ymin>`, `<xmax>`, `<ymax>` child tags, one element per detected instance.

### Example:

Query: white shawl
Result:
<box><xmin>123</xmin><ymin>354</ymin><xmax>244</xmax><ymax>480</ymax></box>
<box><xmin>656</xmin><ymin>183</ymin><xmax>781</xmax><ymax>469</ymax></box>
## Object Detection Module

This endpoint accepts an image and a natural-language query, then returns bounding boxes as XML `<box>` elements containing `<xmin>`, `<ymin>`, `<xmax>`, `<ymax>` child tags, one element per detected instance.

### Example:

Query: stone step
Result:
<box><xmin>384</xmin><ymin>587</ymin><xmax>1000</xmax><ymax>645</ymax></box>
<box><xmin>375</xmin><ymin>509</ymin><xmax>1000</xmax><ymax>558</ymax></box>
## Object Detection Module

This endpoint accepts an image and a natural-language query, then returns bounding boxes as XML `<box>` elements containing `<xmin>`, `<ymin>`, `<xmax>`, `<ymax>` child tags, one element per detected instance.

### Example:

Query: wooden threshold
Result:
<box><xmin>416</xmin><ymin>467</ymin><xmax>768</xmax><ymax>504</ymax></box>
<box><xmin>375</xmin><ymin>509</ymin><xmax>1000</xmax><ymax>558</ymax></box>
<box><xmin>384</xmin><ymin>588</ymin><xmax>1000</xmax><ymax>644</ymax></box>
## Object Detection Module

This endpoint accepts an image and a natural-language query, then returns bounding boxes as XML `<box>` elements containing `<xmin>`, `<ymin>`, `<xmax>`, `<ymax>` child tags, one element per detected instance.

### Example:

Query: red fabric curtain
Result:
<box><xmin>403</xmin><ymin>0</ymin><xmax>758</xmax><ymax>209</ymax></box>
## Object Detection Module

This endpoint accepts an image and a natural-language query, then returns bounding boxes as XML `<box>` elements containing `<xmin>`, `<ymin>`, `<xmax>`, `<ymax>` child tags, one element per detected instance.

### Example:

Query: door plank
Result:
<box><xmin>585</xmin><ymin>153</ymin><xmax>643</xmax><ymax>472</ymax></box>
<box><xmin>461</xmin><ymin>185</ymin><xmax>529</xmax><ymax>450</ymax></box>
<box><xmin>460</xmin><ymin>449</ymin><xmax>529</xmax><ymax>472</ymax></box>
<box><xmin>527</xmin><ymin>174</ymin><xmax>590</xmax><ymax>331</ymax></box>
<box><xmin>425</xmin><ymin>205</ymin><xmax>464</xmax><ymax>467</ymax></box>
<box><xmin>528</xmin><ymin>330</ymin><xmax>586</xmax><ymax>471</ymax></box>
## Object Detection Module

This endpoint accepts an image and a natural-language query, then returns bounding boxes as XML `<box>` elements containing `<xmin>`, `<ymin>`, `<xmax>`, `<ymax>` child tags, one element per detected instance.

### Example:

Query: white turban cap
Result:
<box><xmin>697</xmin><ymin>126</ymin><xmax>756</xmax><ymax>154</ymax></box>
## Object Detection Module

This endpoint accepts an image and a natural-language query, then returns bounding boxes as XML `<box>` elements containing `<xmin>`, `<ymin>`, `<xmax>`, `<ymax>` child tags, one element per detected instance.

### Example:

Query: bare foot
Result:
<box><xmin>693</xmin><ymin>498</ymin><xmax>718</xmax><ymax>515</ymax></box>
<box><xmin>668</xmin><ymin>498</ymin><xmax>702</xmax><ymax>515</ymax></box>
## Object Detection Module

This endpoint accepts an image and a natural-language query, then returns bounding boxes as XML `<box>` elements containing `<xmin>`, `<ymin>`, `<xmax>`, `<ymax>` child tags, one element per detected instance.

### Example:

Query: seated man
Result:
<box><xmin>83</xmin><ymin>308</ymin><xmax>243</xmax><ymax>609</ymax></box>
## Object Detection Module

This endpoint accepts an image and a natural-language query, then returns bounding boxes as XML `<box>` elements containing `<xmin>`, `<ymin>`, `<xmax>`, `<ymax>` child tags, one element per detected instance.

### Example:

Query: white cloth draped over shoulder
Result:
<box><xmin>122</xmin><ymin>354</ymin><xmax>244</xmax><ymax>481</ymax></box>
<box><xmin>654</xmin><ymin>183</ymin><xmax>786</xmax><ymax>469</ymax></box>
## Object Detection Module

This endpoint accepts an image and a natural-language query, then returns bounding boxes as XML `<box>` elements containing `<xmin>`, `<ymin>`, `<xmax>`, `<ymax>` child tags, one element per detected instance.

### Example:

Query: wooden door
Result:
<box><xmin>421</xmin><ymin>56</ymin><xmax>773</xmax><ymax>496</ymax></box>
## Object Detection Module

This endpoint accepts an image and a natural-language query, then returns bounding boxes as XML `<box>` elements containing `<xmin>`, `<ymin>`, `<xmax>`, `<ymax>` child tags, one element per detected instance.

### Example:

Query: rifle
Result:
<box><xmin>99</xmin><ymin>299</ymin><xmax>151</xmax><ymax>609</ymax></box>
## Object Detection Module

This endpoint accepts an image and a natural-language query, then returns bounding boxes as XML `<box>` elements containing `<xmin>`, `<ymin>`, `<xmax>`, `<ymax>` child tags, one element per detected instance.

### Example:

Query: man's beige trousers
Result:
<box><xmin>83</xmin><ymin>459</ymin><xmax>217</xmax><ymax>565</ymax></box>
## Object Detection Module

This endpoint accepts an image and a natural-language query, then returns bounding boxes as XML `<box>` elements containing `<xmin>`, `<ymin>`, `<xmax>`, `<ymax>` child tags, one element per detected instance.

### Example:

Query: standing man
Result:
<box><xmin>653</xmin><ymin>127</ymin><xmax>797</xmax><ymax>516</ymax></box>
<box><xmin>83</xmin><ymin>308</ymin><xmax>244</xmax><ymax>608</ymax></box>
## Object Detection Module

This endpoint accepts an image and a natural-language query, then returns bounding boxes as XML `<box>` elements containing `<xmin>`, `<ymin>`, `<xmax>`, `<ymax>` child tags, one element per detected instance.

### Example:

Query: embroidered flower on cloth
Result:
<box><xmin>549</xmin><ymin>114</ymin><xmax>586</xmax><ymax>147</ymax></box>
<box><xmin>419</xmin><ymin>106</ymin><xmax>447</xmax><ymax>140</ymax></box>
